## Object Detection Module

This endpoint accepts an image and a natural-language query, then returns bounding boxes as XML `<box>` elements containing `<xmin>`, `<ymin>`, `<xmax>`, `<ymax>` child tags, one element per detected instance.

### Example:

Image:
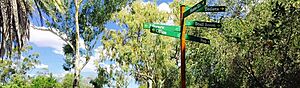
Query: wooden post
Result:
<box><xmin>180</xmin><ymin>5</ymin><xmax>186</xmax><ymax>88</ymax></box>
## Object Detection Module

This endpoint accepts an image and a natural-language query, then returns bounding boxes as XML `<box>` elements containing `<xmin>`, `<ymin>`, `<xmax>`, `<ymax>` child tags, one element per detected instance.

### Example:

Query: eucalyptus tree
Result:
<box><xmin>31</xmin><ymin>0</ymin><xmax>131</xmax><ymax>87</ymax></box>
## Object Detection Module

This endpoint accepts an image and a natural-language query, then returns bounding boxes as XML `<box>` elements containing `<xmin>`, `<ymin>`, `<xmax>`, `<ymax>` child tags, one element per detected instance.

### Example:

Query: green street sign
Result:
<box><xmin>150</xmin><ymin>27</ymin><xmax>180</xmax><ymax>38</ymax></box>
<box><xmin>185</xmin><ymin>6</ymin><xmax>226</xmax><ymax>12</ymax></box>
<box><xmin>150</xmin><ymin>28</ymin><xmax>210</xmax><ymax>44</ymax></box>
<box><xmin>143</xmin><ymin>23</ymin><xmax>180</xmax><ymax>32</ymax></box>
<box><xmin>186</xmin><ymin>20</ymin><xmax>222</xmax><ymax>28</ymax></box>
<box><xmin>183</xmin><ymin>0</ymin><xmax>206</xmax><ymax>18</ymax></box>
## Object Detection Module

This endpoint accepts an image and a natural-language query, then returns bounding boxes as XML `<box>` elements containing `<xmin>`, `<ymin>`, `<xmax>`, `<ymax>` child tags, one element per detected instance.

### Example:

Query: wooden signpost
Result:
<box><xmin>143</xmin><ymin>0</ymin><xmax>226</xmax><ymax>87</ymax></box>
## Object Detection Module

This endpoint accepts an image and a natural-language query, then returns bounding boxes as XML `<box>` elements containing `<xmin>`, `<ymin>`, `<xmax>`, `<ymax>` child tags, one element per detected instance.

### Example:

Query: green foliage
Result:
<box><xmin>0</xmin><ymin>46</ymin><xmax>39</xmax><ymax>85</ymax></box>
<box><xmin>31</xmin><ymin>75</ymin><xmax>62</xmax><ymax>88</ymax></box>
<box><xmin>90</xmin><ymin>67</ymin><xmax>109</xmax><ymax>88</ymax></box>
<box><xmin>244</xmin><ymin>1</ymin><xmax>300</xmax><ymax>87</ymax></box>
<box><xmin>101</xmin><ymin>0</ymin><xmax>179</xmax><ymax>87</ymax></box>
<box><xmin>1</xmin><ymin>75</ymin><xmax>62</xmax><ymax>88</ymax></box>
<box><xmin>62</xmin><ymin>73</ymin><xmax>74</xmax><ymax>88</ymax></box>
<box><xmin>1</xmin><ymin>74</ymin><xmax>31</xmax><ymax>88</ymax></box>
<box><xmin>185</xmin><ymin>0</ymin><xmax>300</xmax><ymax>87</ymax></box>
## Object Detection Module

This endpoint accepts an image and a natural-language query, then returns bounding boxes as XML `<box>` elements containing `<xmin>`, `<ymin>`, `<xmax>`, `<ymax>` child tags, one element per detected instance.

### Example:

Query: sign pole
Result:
<box><xmin>144</xmin><ymin>1</ymin><xmax>224</xmax><ymax>87</ymax></box>
<box><xmin>180</xmin><ymin>5</ymin><xmax>186</xmax><ymax>88</ymax></box>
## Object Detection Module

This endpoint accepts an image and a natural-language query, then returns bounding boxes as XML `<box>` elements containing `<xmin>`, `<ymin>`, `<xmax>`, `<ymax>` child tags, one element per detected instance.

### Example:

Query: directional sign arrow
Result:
<box><xmin>143</xmin><ymin>23</ymin><xmax>180</xmax><ymax>32</ymax></box>
<box><xmin>183</xmin><ymin>0</ymin><xmax>206</xmax><ymax>18</ymax></box>
<box><xmin>185</xmin><ymin>6</ymin><xmax>226</xmax><ymax>12</ymax></box>
<box><xmin>150</xmin><ymin>28</ymin><xmax>210</xmax><ymax>44</ymax></box>
<box><xmin>186</xmin><ymin>20</ymin><xmax>222</xmax><ymax>28</ymax></box>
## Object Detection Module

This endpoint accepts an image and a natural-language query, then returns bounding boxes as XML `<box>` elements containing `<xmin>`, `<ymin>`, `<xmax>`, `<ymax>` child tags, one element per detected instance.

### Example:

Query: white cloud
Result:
<box><xmin>35</xmin><ymin>64</ymin><xmax>49</xmax><ymax>69</ymax></box>
<box><xmin>30</xmin><ymin>26</ymin><xmax>87</xmax><ymax>55</ymax></box>
<box><xmin>158</xmin><ymin>3</ymin><xmax>171</xmax><ymax>13</ymax></box>
<box><xmin>30</xmin><ymin>27</ymin><xmax>66</xmax><ymax>55</ymax></box>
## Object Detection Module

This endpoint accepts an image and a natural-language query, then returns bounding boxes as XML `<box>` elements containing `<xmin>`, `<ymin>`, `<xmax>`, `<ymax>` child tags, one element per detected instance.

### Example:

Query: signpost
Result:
<box><xmin>143</xmin><ymin>0</ymin><xmax>225</xmax><ymax>88</ymax></box>
<box><xmin>179</xmin><ymin>5</ymin><xmax>187</xmax><ymax>88</ymax></box>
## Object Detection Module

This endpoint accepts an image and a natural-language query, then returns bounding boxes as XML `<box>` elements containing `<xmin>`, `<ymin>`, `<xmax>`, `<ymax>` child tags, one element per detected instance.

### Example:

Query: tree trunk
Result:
<box><xmin>73</xmin><ymin>0</ymin><xmax>80</xmax><ymax>88</ymax></box>
<box><xmin>73</xmin><ymin>70</ymin><xmax>80</xmax><ymax>88</ymax></box>
<box><xmin>147</xmin><ymin>79</ymin><xmax>153</xmax><ymax>88</ymax></box>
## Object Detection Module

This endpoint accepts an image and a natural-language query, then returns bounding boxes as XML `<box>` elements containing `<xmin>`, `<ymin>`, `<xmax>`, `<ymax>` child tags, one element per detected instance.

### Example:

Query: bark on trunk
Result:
<box><xmin>73</xmin><ymin>0</ymin><xmax>80</xmax><ymax>88</ymax></box>
<box><xmin>73</xmin><ymin>69</ymin><xmax>80</xmax><ymax>88</ymax></box>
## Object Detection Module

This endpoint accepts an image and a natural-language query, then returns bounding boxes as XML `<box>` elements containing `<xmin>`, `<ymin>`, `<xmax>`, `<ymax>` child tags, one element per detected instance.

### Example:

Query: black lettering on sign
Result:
<box><xmin>194</xmin><ymin>22</ymin><xmax>204</xmax><ymax>27</ymax></box>
<box><xmin>194</xmin><ymin>21</ymin><xmax>222</xmax><ymax>28</ymax></box>
<box><xmin>190</xmin><ymin>3</ymin><xmax>202</xmax><ymax>13</ymax></box>
<box><xmin>189</xmin><ymin>35</ymin><xmax>210</xmax><ymax>44</ymax></box>
<box><xmin>205</xmin><ymin>23</ymin><xmax>217</xmax><ymax>27</ymax></box>
<box><xmin>204</xmin><ymin>6</ymin><xmax>226</xmax><ymax>12</ymax></box>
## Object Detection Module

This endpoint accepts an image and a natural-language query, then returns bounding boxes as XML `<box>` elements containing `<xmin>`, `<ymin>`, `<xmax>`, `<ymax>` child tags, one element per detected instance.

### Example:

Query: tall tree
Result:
<box><xmin>32</xmin><ymin>0</ymin><xmax>131</xmax><ymax>87</ymax></box>
<box><xmin>73</xmin><ymin>0</ymin><xmax>81</xmax><ymax>87</ymax></box>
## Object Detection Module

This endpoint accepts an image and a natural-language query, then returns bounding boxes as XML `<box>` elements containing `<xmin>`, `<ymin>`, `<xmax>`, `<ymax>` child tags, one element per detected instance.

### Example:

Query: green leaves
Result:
<box><xmin>90</xmin><ymin>68</ymin><xmax>109</xmax><ymax>88</ymax></box>
<box><xmin>31</xmin><ymin>75</ymin><xmax>62</xmax><ymax>88</ymax></box>
<box><xmin>62</xmin><ymin>73</ymin><xmax>74</xmax><ymax>88</ymax></box>
<box><xmin>0</xmin><ymin>46</ymin><xmax>40</xmax><ymax>85</ymax></box>
<box><xmin>100</xmin><ymin>0</ymin><xmax>179</xmax><ymax>87</ymax></box>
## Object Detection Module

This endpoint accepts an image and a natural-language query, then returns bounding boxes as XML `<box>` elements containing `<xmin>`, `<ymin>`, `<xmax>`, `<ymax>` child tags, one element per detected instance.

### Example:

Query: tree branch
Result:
<box><xmin>30</xmin><ymin>25</ymin><xmax>75</xmax><ymax>51</ymax></box>
<box><xmin>79</xmin><ymin>56</ymin><xmax>91</xmax><ymax>71</ymax></box>
<box><xmin>135</xmin><ymin>71</ymin><xmax>154</xmax><ymax>81</ymax></box>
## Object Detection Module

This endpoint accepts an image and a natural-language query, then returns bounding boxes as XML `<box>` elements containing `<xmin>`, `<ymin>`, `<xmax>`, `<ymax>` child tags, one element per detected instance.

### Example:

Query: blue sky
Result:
<box><xmin>28</xmin><ymin>0</ymin><xmax>173</xmax><ymax>87</ymax></box>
